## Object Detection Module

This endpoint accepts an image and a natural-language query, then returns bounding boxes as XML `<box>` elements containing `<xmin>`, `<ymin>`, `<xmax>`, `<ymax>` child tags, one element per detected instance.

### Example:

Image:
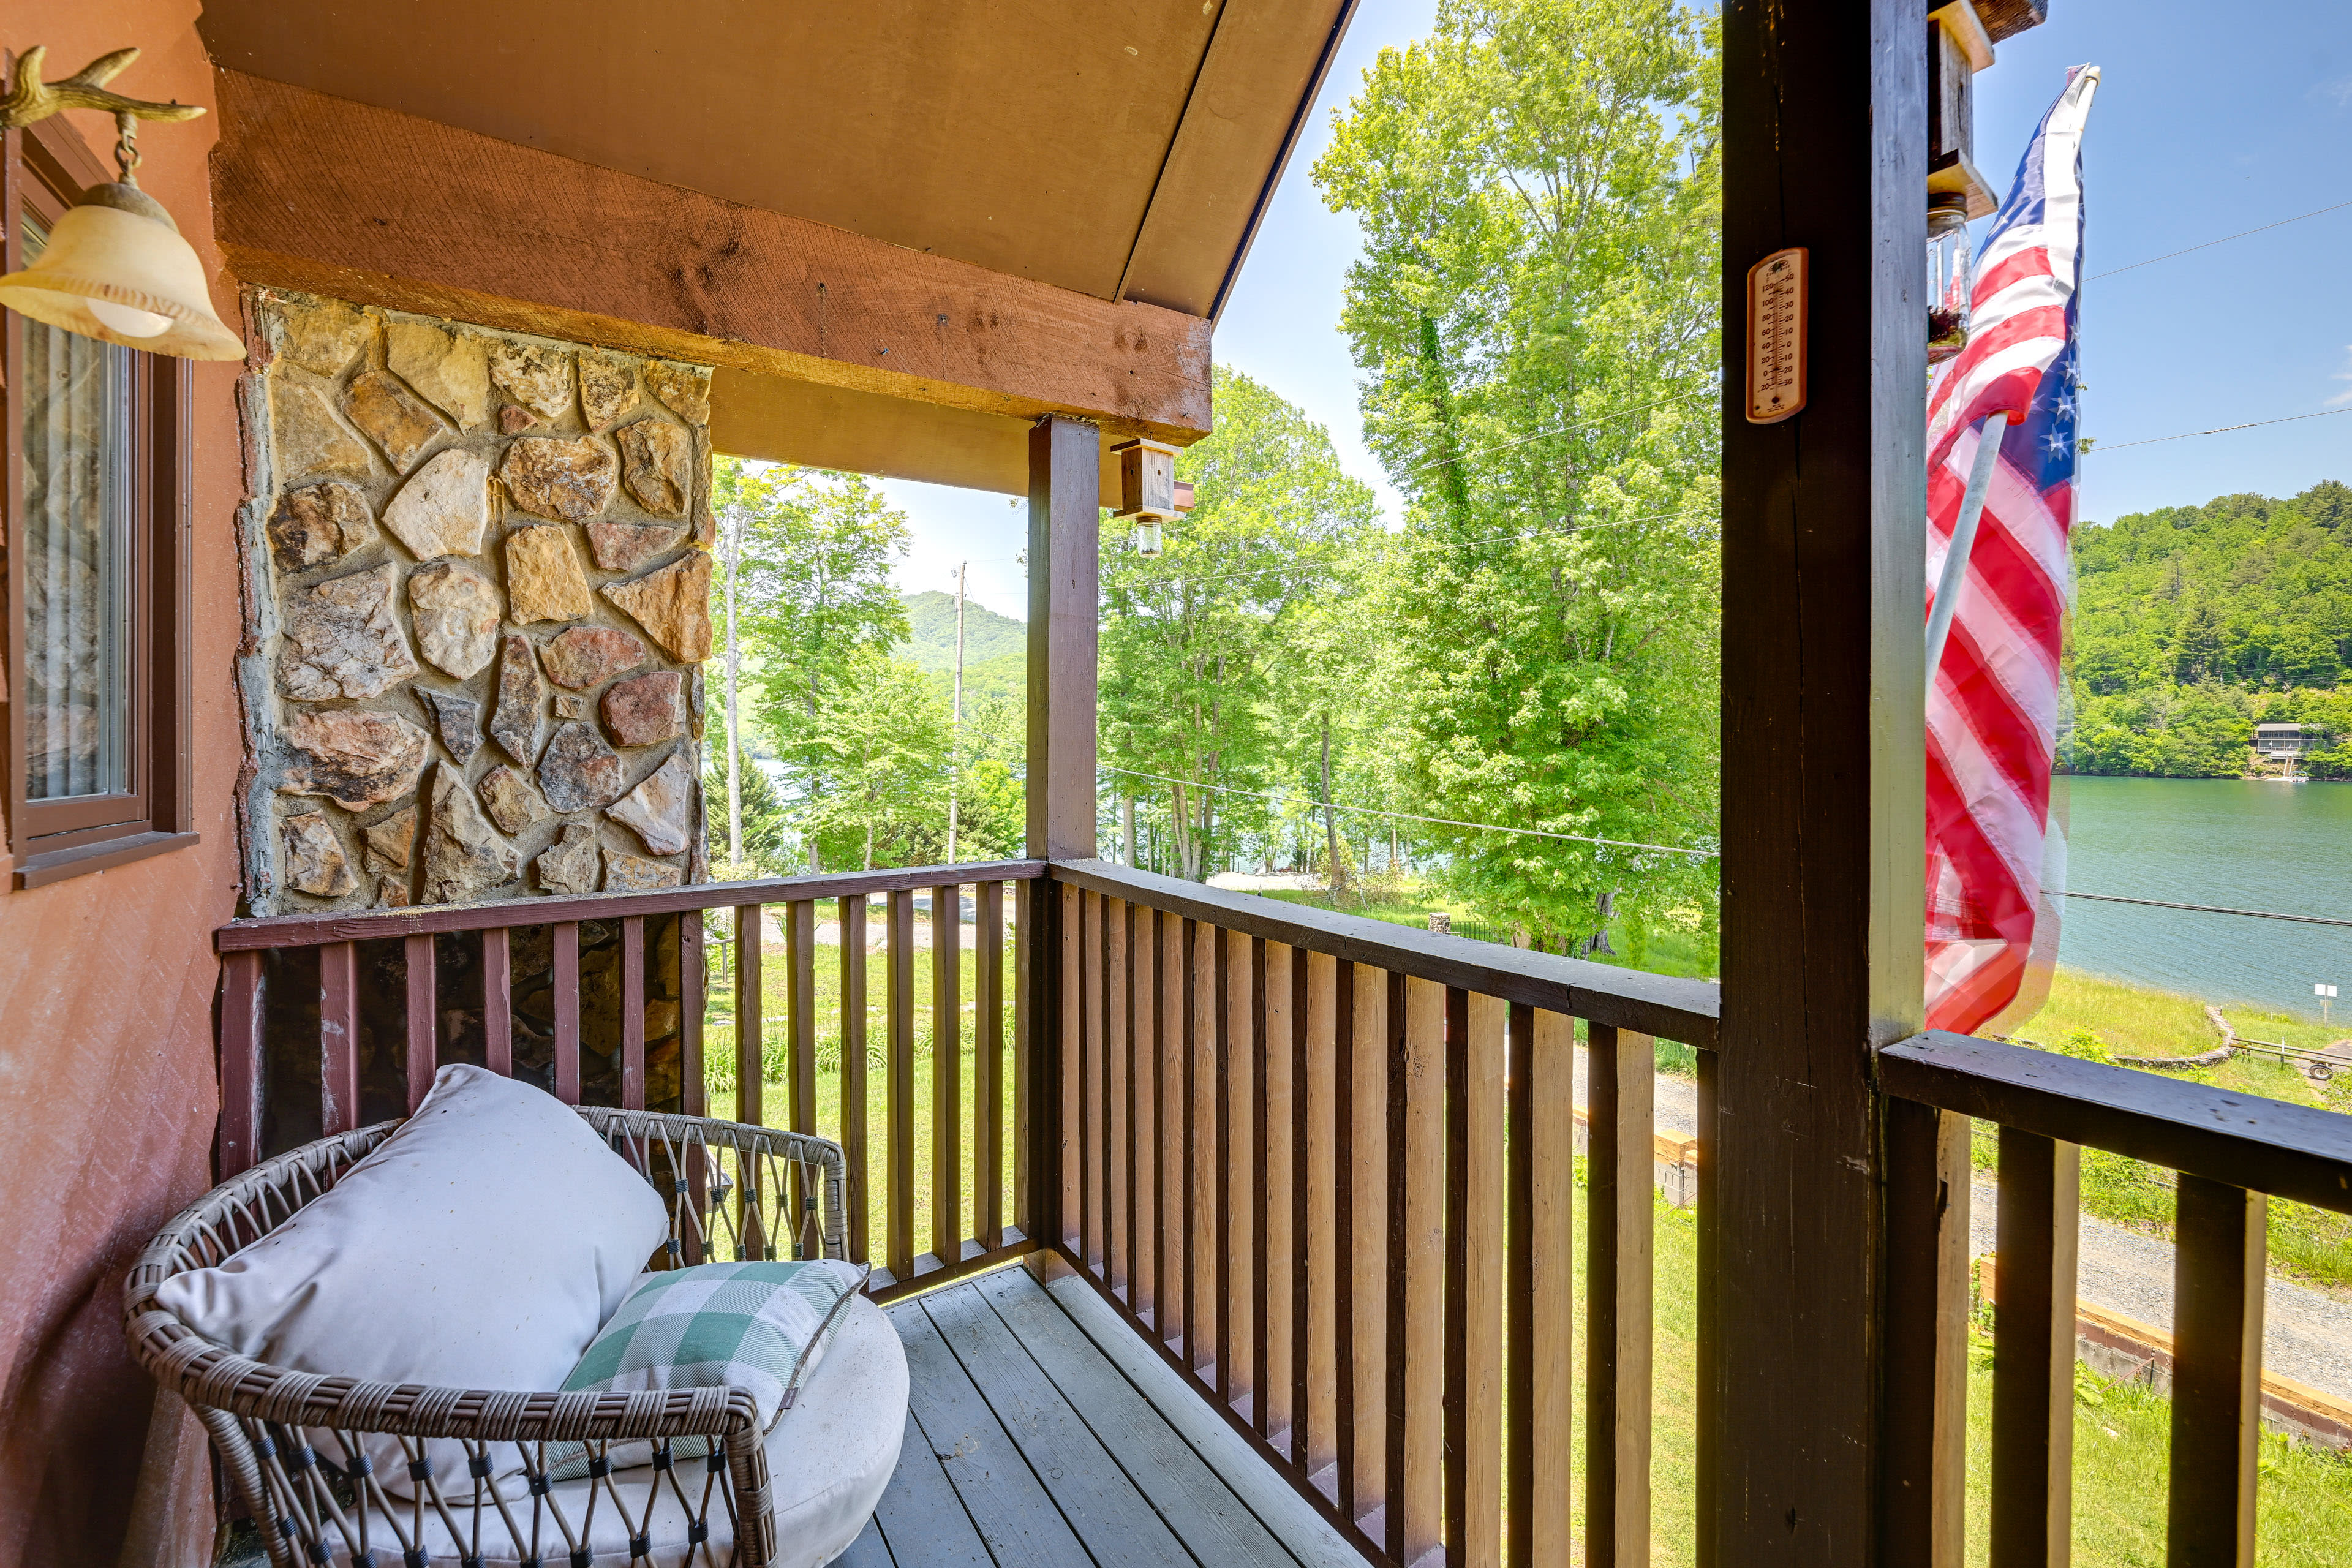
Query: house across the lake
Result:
<box><xmin>2253</xmin><ymin>722</ymin><xmax>2317</xmax><ymax>772</ymax></box>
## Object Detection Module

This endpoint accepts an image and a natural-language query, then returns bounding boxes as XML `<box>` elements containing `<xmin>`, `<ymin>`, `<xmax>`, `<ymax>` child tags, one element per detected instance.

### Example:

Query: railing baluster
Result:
<box><xmin>1351</xmin><ymin>962</ymin><xmax>1393</xmax><ymax>1528</ymax></box>
<box><xmin>888</xmin><ymin>888</ymin><xmax>916</xmax><ymax>1282</ymax></box>
<box><xmin>1303</xmin><ymin>950</ymin><xmax>1340</xmax><ymax>1491</ymax></box>
<box><xmin>1080</xmin><ymin>889</ymin><xmax>1102</xmax><ymax>1273</ymax></box>
<box><xmin>840</xmin><ymin>894</ymin><xmax>870</xmax><ymax>1264</ymax></box>
<box><xmin>403</xmin><ymin>933</ymin><xmax>437</xmax><ymax>1112</ymax></box>
<box><xmin>619</xmin><ymin>916</ymin><xmax>645</xmax><ymax>1111</ymax></box>
<box><xmin>932</xmin><ymin>884</ymin><xmax>962</xmax><ymax>1264</ymax></box>
<box><xmin>1400</xmin><ymin>976</ymin><xmax>1446</xmax><ymax>1567</ymax></box>
<box><xmin>1159</xmin><ymin>910</ymin><xmax>1185</xmax><ymax>1352</ymax></box>
<box><xmin>1014</xmin><ymin>878</ymin><xmax>1033</xmax><ymax>1245</ymax></box>
<box><xmin>1882</xmin><ymin>1098</ymin><xmax>1970</xmax><ymax>1568</ymax></box>
<box><xmin>1333</xmin><ymin>959</ymin><xmax>1359</xmax><ymax>1513</ymax></box>
<box><xmin>552</xmin><ymin>922</ymin><xmax>582</xmax><ymax>1105</ymax></box>
<box><xmin>1109</xmin><ymin>899</ymin><xmax>1132</xmax><ymax>1294</ymax></box>
<box><xmin>219</xmin><ymin>951</ymin><xmax>265</xmax><ymax>1177</ymax></box>
<box><xmin>1061</xmin><ymin>880</ymin><xmax>1083</xmax><ymax>1258</ymax></box>
<box><xmin>1125</xmin><ymin>899</ymin><xmax>1148</xmax><ymax>1317</ymax></box>
<box><xmin>1255</xmin><ymin>938</ymin><xmax>1286</xmax><ymax>1447</ymax></box>
<box><xmin>1460</xmin><ymin>992</ymin><xmax>1507</xmax><ymax>1567</ymax></box>
<box><xmin>788</xmin><ymin>900</ymin><xmax>816</xmax><ymax>1139</ymax></box>
<box><xmin>1516</xmin><ymin>1008</ymin><xmax>1576</xmax><ymax>1568</ymax></box>
<box><xmin>1990</xmin><ymin>1128</ymin><xmax>2079</xmax><ymax>1568</ymax></box>
<box><xmin>733</xmin><ymin>904</ymin><xmax>762</xmax><ymax>1126</ymax></box>
<box><xmin>975</xmin><ymin>883</ymin><xmax>1003</xmax><ymax>1253</ymax></box>
<box><xmin>2168</xmin><ymin>1175</ymin><xmax>2267</xmax><ymax>1566</ymax></box>
<box><xmin>320</xmin><ymin>941</ymin><xmax>359</xmax><ymax>1136</ymax></box>
<box><xmin>480</xmin><ymin>927</ymin><xmax>512</xmax><ymax>1077</ymax></box>
<box><xmin>679</xmin><ymin>913</ymin><xmax>704</xmax><ymax>1117</ymax></box>
<box><xmin>1586</xmin><ymin>1020</ymin><xmax>1654</xmax><ymax>1568</ymax></box>
<box><xmin>1216</xmin><ymin>924</ymin><xmax>1240</xmax><ymax>1412</ymax></box>
<box><xmin>1288</xmin><ymin>945</ymin><xmax>1312</xmax><ymax>1476</ymax></box>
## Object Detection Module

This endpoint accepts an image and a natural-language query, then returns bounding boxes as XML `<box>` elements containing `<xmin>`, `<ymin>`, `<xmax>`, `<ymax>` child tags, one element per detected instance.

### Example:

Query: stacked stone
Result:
<box><xmin>245</xmin><ymin>292</ymin><xmax>717</xmax><ymax>914</ymax></box>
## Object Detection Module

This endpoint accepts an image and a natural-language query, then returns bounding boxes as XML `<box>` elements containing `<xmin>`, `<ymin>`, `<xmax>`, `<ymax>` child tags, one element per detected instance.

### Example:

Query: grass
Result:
<box><xmin>703</xmin><ymin>917</ymin><xmax>1017</xmax><ymax>1264</ymax></box>
<box><xmin>1994</xmin><ymin>967</ymin><xmax>2352</xmax><ymax>1295</ymax></box>
<box><xmin>1251</xmin><ymin>886</ymin><xmax>1718</xmax><ymax>981</ymax></box>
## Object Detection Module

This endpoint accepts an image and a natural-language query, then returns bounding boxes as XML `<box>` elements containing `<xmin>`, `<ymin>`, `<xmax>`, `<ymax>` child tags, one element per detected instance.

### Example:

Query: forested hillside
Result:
<box><xmin>897</xmin><ymin>590</ymin><xmax>1025</xmax><ymax>674</ymax></box>
<box><xmin>2067</xmin><ymin>479</ymin><xmax>2352</xmax><ymax>776</ymax></box>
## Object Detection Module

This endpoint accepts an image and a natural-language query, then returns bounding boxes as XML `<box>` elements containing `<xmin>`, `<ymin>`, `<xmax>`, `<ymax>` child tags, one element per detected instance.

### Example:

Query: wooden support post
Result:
<box><xmin>1028</xmin><ymin>412</ymin><xmax>1100</xmax><ymax>1268</ymax></box>
<box><xmin>1717</xmin><ymin>0</ymin><xmax>1928</xmax><ymax>1561</ymax></box>
<box><xmin>2168</xmin><ymin>1175</ymin><xmax>2266</xmax><ymax>1567</ymax></box>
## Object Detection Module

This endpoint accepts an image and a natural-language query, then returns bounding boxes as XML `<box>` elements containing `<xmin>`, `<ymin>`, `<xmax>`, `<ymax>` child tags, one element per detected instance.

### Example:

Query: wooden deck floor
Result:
<box><xmin>839</xmin><ymin>1265</ymin><xmax>1360</xmax><ymax>1568</ymax></box>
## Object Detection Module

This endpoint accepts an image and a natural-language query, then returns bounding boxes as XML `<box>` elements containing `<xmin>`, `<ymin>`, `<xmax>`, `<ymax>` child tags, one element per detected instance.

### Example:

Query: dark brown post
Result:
<box><xmin>1719</xmin><ymin>2</ymin><xmax>1928</xmax><ymax>1564</ymax></box>
<box><xmin>218</xmin><ymin>952</ymin><xmax>265</xmax><ymax>1177</ymax></box>
<box><xmin>2168</xmin><ymin>1176</ymin><xmax>2267</xmax><ymax>1566</ymax></box>
<box><xmin>1027</xmin><ymin>412</ymin><xmax>1100</xmax><ymax>1265</ymax></box>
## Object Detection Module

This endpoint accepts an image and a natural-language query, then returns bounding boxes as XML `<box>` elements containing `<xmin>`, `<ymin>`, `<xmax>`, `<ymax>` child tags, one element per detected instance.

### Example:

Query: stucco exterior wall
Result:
<box><xmin>0</xmin><ymin>6</ymin><xmax>238</xmax><ymax>1566</ymax></box>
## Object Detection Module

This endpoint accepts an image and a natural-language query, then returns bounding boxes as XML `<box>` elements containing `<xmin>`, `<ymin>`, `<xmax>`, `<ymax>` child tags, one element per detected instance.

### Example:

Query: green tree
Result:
<box><xmin>801</xmin><ymin>650</ymin><xmax>952</xmax><ymax>870</ymax></box>
<box><xmin>1316</xmin><ymin>0</ymin><xmax>1722</xmax><ymax>952</ymax></box>
<box><xmin>718</xmin><ymin>460</ymin><xmax>911</xmax><ymax>868</ymax></box>
<box><xmin>1099</xmin><ymin>365</ymin><xmax>1379</xmax><ymax>878</ymax></box>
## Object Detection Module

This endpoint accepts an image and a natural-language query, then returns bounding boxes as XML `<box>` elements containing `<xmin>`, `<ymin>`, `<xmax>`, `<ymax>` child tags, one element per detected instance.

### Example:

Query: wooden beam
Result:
<box><xmin>1715</xmin><ymin>1</ymin><xmax>1928</xmax><ymax>1562</ymax></box>
<box><xmin>209</xmin><ymin>72</ymin><xmax>1212</xmax><ymax>445</ymax></box>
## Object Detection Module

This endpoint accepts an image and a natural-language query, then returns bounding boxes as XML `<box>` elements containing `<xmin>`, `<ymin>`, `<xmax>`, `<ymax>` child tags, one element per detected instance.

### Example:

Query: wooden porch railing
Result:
<box><xmin>1040</xmin><ymin>859</ymin><xmax>1721</xmax><ymax>1568</ymax></box>
<box><xmin>1880</xmin><ymin>1031</ymin><xmax>2352</xmax><ymax>1567</ymax></box>
<box><xmin>213</xmin><ymin>859</ymin><xmax>1046</xmax><ymax>1301</ymax></box>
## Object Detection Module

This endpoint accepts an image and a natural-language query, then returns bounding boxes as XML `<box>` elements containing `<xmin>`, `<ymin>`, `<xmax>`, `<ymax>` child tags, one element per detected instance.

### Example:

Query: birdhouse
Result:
<box><xmin>1113</xmin><ymin>438</ymin><xmax>1179</xmax><ymax>521</ymax></box>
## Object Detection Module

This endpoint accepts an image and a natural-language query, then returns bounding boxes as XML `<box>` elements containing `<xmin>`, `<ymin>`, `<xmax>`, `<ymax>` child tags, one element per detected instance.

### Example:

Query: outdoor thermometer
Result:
<box><xmin>1745</xmin><ymin>247</ymin><xmax>1808</xmax><ymax>424</ymax></box>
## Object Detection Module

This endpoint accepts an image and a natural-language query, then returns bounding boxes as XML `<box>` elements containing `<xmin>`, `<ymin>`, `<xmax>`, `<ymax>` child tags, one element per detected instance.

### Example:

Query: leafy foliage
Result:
<box><xmin>2067</xmin><ymin>480</ymin><xmax>2352</xmax><ymax>776</ymax></box>
<box><xmin>1313</xmin><ymin>0</ymin><xmax>1722</xmax><ymax>952</ymax></box>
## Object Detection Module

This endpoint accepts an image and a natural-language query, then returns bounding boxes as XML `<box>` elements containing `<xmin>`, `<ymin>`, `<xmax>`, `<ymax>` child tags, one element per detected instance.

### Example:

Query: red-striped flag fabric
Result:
<box><xmin>1924</xmin><ymin>67</ymin><xmax>2101</xmax><ymax>1035</ymax></box>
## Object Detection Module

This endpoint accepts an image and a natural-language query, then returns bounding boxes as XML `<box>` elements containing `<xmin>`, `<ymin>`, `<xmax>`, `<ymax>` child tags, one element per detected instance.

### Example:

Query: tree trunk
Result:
<box><xmin>1319</xmin><ymin>715</ymin><xmax>1340</xmax><ymax>902</ymax></box>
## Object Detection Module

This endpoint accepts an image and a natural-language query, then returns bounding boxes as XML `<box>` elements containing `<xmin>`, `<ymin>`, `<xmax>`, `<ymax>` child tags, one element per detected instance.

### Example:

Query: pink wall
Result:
<box><xmin>1</xmin><ymin>6</ymin><xmax>240</xmax><ymax>1563</ymax></box>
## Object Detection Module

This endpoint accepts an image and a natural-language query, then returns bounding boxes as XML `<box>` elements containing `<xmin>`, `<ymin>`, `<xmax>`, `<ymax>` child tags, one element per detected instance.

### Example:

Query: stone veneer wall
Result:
<box><xmin>235</xmin><ymin>290</ymin><xmax>717</xmax><ymax>917</ymax></box>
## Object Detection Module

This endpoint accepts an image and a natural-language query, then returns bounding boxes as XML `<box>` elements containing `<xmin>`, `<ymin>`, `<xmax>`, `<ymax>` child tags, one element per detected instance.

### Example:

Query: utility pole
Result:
<box><xmin>946</xmin><ymin>562</ymin><xmax>966</xmax><ymax>865</ymax></box>
<box><xmin>724</xmin><ymin>495</ymin><xmax>744</xmax><ymax>869</ymax></box>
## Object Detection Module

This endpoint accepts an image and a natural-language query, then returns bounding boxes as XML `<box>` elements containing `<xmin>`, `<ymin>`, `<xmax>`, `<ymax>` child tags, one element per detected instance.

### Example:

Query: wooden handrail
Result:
<box><xmin>1880</xmin><ymin>1030</ymin><xmax>2352</xmax><ymax>1214</ymax></box>
<box><xmin>1048</xmin><ymin>858</ymin><xmax>1720</xmax><ymax>1048</ymax></box>
<box><xmin>212</xmin><ymin>859</ymin><xmax>1047</xmax><ymax>951</ymax></box>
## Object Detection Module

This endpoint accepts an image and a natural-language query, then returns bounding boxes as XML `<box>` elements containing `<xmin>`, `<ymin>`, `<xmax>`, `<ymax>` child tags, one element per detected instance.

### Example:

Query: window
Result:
<box><xmin>3</xmin><ymin>115</ymin><xmax>194</xmax><ymax>887</ymax></box>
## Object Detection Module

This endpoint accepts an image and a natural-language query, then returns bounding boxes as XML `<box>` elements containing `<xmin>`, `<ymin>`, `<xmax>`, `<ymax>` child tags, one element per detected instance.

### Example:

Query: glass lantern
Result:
<box><xmin>1131</xmin><ymin>518</ymin><xmax>1164</xmax><ymax>557</ymax></box>
<box><xmin>1926</xmin><ymin>193</ymin><xmax>1972</xmax><ymax>364</ymax></box>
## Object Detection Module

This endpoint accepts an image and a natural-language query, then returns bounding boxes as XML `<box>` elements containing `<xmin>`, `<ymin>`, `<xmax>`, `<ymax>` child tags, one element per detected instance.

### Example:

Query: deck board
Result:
<box><xmin>864</xmin><ymin>1265</ymin><xmax>1363</xmax><ymax>1568</ymax></box>
<box><xmin>892</xmin><ymin>1297</ymin><xmax>1095</xmax><ymax>1567</ymax></box>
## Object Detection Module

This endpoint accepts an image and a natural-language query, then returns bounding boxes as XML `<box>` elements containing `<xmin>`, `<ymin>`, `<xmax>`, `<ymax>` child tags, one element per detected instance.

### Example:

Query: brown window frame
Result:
<box><xmin>1</xmin><ymin>110</ymin><xmax>197</xmax><ymax>889</ymax></box>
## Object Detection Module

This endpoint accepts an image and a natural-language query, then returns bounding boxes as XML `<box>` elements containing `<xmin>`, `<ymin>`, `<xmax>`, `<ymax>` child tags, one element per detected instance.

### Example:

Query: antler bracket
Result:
<box><xmin>2</xmin><ymin>47</ymin><xmax>206</xmax><ymax>132</ymax></box>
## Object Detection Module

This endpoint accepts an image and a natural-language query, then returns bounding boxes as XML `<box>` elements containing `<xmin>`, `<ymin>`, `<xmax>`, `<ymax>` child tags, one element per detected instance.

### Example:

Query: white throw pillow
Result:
<box><xmin>154</xmin><ymin>1064</ymin><xmax>668</xmax><ymax>1495</ymax></box>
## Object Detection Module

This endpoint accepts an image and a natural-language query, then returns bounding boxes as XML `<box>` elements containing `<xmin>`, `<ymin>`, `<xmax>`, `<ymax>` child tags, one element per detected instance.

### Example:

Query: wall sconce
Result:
<box><xmin>0</xmin><ymin>47</ymin><xmax>242</xmax><ymax>360</ymax></box>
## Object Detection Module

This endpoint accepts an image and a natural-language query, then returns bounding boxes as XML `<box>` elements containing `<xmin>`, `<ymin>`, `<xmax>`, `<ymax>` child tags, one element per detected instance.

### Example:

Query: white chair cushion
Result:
<box><xmin>337</xmin><ymin>1295</ymin><xmax>910</xmax><ymax>1568</ymax></box>
<box><xmin>154</xmin><ymin>1065</ymin><xmax>669</xmax><ymax>1494</ymax></box>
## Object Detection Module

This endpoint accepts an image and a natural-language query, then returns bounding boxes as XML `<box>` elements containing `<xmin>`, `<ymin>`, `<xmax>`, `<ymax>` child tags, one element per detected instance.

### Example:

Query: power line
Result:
<box><xmin>2090</xmin><ymin>405</ymin><xmax>2352</xmax><ymax>453</ymax></box>
<box><xmin>1104</xmin><ymin>764</ymin><xmax>1719</xmax><ymax>859</ymax></box>
<box><xmin>2060</xmin><ymin>890</ymin><xmax>2352</xmax><ymax>929</ymax></box>
<box><xmin>2087</xmin><ymin>197</ymin><xmax>2352</xmax><ymax>282</ymax></box>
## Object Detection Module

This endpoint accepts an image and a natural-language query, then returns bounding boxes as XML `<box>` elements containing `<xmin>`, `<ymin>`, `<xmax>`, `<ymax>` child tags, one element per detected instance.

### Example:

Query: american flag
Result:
<box><xmin>1923</xmin><ymin>67</ymin><xmax>2101</xmax><ymax>1035</ymax></box>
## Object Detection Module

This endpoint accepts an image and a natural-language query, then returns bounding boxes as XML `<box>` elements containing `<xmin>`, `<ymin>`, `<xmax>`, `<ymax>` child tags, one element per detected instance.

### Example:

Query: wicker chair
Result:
<box><xmin>125</xmin><ymin>1108</ymin><xmax>853</xmax><ymax>1568</ymax></box>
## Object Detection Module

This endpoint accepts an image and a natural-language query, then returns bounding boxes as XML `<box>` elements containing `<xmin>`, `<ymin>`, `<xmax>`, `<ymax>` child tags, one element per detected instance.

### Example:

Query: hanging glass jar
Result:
<box><xmin>1926</xmin><ymin>192</ymin><xmax>1973</xmax><ymax>364</ymax></box>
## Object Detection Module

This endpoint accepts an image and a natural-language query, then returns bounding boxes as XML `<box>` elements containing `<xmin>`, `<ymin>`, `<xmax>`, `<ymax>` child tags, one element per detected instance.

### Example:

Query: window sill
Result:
<box><xmin>14</xmin><ymin>831</ymin><xmax>200</xmax><ymax>891</ymax></box>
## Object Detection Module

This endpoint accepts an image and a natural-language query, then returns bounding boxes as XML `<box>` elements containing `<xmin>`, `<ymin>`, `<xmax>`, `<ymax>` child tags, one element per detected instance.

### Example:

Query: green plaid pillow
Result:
<box><xmin>547</xmin><ymin>1259</ymin><xmax>869</xmax><ymax>1479</ymax></box>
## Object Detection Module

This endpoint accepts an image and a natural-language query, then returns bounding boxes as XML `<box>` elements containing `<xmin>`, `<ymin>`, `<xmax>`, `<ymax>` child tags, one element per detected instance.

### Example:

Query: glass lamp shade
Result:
<box><xmin>1925</xmin><ymin>195</ymin><xmax>1973</xmax><ymax>366</ymax></box>
<box><xmin>1131</xmin><ymin>518</ymin><xmax>1164</xmax><ymax>558</ymax></box>
<box><xmin>0</xmin><ymin>184</ymin><xmax>243</xmax><ymax>360</ymax></box>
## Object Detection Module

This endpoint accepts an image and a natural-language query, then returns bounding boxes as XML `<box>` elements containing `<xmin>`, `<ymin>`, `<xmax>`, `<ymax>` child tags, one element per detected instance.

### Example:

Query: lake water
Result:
<box><xmin>2057</xmin><ymin>777</ymin><xmax>2352</xmax><ymax>1019</ymax></box>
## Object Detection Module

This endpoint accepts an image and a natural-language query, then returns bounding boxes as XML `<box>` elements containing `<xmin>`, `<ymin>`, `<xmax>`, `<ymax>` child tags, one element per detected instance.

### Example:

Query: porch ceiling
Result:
<box><xmin>194</xmin><ymin>0</ymin><xmax>1353</xmax><ymax>322</ymax></box>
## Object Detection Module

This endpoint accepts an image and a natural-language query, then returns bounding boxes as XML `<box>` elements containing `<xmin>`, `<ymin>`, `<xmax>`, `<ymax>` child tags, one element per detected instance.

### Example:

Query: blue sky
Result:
<box><xmin>883</xmin><ymin>0</ymin><xmax>2352</xmax><ymax>617</ymax></box>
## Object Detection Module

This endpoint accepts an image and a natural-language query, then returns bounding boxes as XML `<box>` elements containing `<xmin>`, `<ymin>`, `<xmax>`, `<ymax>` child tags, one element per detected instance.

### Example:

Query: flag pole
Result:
<box><xmin>1924</xmin><ymin>413</ymin><xmax>2011</xmax><ymax>693</ymax></box>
